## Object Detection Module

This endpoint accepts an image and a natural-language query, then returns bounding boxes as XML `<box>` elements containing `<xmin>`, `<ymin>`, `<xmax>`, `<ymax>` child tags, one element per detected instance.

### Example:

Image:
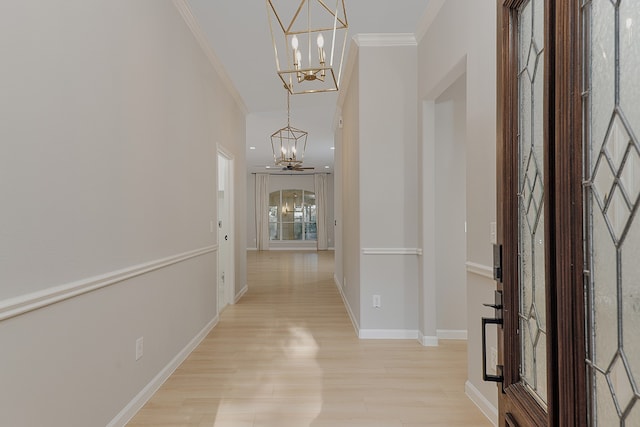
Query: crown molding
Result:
<box><xmin>353</xmin><ymin>33</ymin><xmax>417</xmax><ymax>47</ymax></box>
<box><xmin>415</xmin><ymin>0</ymin><xmax>447</xmax><ymax>42</ymax></box>
<box><xmin>173</xmin><ymin>0</ymin><xmax>248</xmax><ymax>114</ymax></box>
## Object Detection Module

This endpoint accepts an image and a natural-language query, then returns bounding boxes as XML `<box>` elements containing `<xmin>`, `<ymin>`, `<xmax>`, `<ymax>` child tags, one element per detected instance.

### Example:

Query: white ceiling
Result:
<box><xmin>187</xmin><ymin>0</ymin><xmax>431</xmax><ymax>174</ymax></box>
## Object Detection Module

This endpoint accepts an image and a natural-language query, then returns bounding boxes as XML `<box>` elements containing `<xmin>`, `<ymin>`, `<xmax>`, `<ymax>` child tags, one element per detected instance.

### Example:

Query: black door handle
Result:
<box><xmin>482</xmin><ymin>290</ymin><xmax>504</xmax><ymax>383</ymax></box>
<box><xmin>482</xmin><ymin>316</ymin><xmax>504</xmax><ymax>383</ymax></box>
<box><xmin>225</xmin><ymin>235</ymin><xmax>228</xmax><ymax>241</ymax></box>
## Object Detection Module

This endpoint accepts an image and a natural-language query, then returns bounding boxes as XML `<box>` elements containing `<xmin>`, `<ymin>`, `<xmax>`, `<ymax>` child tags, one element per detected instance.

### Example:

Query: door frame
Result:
<box><xmin>217</xmin><ymin>145</ymin><xmax>236</xmax><ymax>311</ymax></box>
<box><xmin>496</xmin><ymin>0</ymin><xmax>587</xmax><ymax>425</ymax></box>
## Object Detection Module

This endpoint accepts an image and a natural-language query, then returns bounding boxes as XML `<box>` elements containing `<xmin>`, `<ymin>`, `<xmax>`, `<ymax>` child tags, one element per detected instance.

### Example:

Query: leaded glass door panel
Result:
<box><xmin>584</xmin><ymin>0</ymin><xmax>640</xmax><ymax>424</ymax></box>
<box><xmin>497</xmin><ymin>0</ymin><xmax>552</xmax><ymax>425</ymax></box>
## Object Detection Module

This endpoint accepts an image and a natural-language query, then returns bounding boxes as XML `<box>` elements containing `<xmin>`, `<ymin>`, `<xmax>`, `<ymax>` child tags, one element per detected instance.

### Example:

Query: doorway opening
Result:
<box><xmin>434</xmin><ymin>72</ymin><xmax>468</xmax><ymax>340</ymax></box>
<box><xmin>217</xmin><ymin>147</ymin><xmax>235</xmax><ymax>313</ymax></box>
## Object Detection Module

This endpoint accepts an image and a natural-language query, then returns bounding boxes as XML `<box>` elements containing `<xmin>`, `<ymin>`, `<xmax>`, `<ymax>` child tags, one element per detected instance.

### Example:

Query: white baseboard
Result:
<box><xmin>108</xmin><ymin>316</ymin><xmax>218</xmax><ymax>427</ymax></box>
<box><xmin>234</xmin><ymin>284</ymin><xmax>248</xmax><ymax>303</ymax></box>
<box><xmin>437</xmin><ymin>329</ymin><xmax>468</xmax><ymax>340</ymax></box>
<box><xmin>334</xmin><ymin>274</ymin><xmax>359</xmax><ymax>336</ymax></box>
<box><xmin>465</xmin><ymin>380</ymin><xmax>498</xmax><ymax>427</ymax></box>
<box><xmin>359</xmin><ymin>329</ymin><xmax>419</xmax><ymax>340</ymax></box>
<box><xmin>268</xmin><ymin>247</ymin><xmax>317</xmax><ymax>251</ymax></box>
<box><xmin>247</xmin><ymin>247</ymin><xmax>258</xmax><ymax>251</ymax></box>
<box><xmin>418</xmin><ymin>332</ymin><xmax>439</xmax><ymax>347</ymax></box>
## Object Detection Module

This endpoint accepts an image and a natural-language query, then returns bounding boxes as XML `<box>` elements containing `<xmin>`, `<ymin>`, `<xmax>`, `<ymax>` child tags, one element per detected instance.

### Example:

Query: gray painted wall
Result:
<box><xmin>0</xmin><ymin>1</ymin><xmax>246</xmax><ymax>425</ymax></box>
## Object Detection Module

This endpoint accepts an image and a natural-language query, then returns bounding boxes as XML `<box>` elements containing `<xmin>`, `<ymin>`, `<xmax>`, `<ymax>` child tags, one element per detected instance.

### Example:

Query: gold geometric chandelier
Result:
<box><xmin>266</xmin><ymin>0</ymin><xmax>348</xmax><ymax>95</ymax></box>
<box><xmin>270</xmin><ymin>90</ymin><xmax>308</xmax><ymax>168</ymax></box>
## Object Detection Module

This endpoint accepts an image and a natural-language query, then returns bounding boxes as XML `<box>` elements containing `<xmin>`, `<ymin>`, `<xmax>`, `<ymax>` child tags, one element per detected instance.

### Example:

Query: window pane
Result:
<box><xmin>269</xmin><ymin>191</ymin><xmax>280</xmax><ymax>223</ymax></box>
<box><xmin>281</xmin><ymin>190</ymin><xmax>300</xmax><ymax>223</ymax></box>
<box><xmin>306</xmin><ymin>222</ymin><xmax>317</xmax><ymax>240</ymax></box>
<box><xmin>281</xmin><ymin>222</ymin><xmax>299</xmax><ymax>240</ymax></box>
<box><xmin>293</xmin><ymin>222</ymin><xmax>302</xmax><ymax>240</ymax></box>
<box><xmin>269</xmin><ymin>222</ymin><xmax>279</xmax><ymax>240</ymax></box>
<box><xmin>269</xmin><ymin>206</ymin><xmax>278</xmax><ymax>223</ymax></box>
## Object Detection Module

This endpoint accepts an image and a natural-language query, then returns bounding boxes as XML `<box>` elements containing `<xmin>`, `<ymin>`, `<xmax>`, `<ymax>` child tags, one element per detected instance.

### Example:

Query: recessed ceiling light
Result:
<box><xmin>265</xmin><ymin>166</ymin><xmax>271</xmax><ymax>169</ymax></box>
<box><xmin>249</xmin><ymin>146</ymin><xmax>256</xmax><ymax>150</ymax></box>
<box><xmin>324</xmin><ymin>166</ymin><xmax>330</xmax><ymax>169</ymax></box>
<box><xmin>330</xmin><ymin>147</ymin><xmax>335</xmax><ymax>150</ymax></box>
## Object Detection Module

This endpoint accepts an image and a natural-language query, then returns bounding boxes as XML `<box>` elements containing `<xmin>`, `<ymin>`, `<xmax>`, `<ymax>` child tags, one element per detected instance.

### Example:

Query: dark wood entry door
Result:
<box><xmin>495</xmin><ymin>1</ymin><xmax>588</xmax><ymax>426</ymax></box>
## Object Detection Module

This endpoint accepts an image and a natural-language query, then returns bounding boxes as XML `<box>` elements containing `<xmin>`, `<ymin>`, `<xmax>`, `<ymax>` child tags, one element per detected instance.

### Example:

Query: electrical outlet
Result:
<box><xmin>373</xmin><ymin>294</ymin><xmax>381</xmax><ymax>308</ymax></box>
<box><xmin>489</xmin><ymin>346</ymin><xmax>498</xmax><ymax>374</ymax></box>
<box><xmin>136</xmin><ymin>337</ymin><xmax>144</xmax><ymax>361</ymax></box>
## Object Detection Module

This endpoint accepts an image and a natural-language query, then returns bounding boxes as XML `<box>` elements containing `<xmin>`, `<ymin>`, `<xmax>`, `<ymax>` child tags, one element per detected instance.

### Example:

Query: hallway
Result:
<box><xmin>127</xmin><ymin>251</ymin><xmax>491</xmax><ymax>427</ymax></box>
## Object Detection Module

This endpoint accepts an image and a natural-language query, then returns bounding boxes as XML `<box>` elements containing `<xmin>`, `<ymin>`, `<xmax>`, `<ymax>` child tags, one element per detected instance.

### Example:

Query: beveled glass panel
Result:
<box><xmin>619</xmin><ymin>1</ymin><xmax>640</xmax><ymax>138</ymax></box>
<box><xmin>606</xmin><ymin>185</ymin><xmax>631</xmax><ymax>241</ymax></box>
<box><xmin>590</xmin><ymin>0</ymin><xmax>616</xmax><ymax>161</ymax></box>
<box><xmin>584</xmin><ymin>0</ymin><xmax>639</xmax><ymax>420</ymax></box>
<box><xmin>518</xmin><ymin>0</ymin><xmax>546</xmax><ymax>407</ymax></box>
<box><xmin>536</xmin><ymin>328</ymin><xmax>547</xmax><ymax>402</ymax></box>
<box><xmin>607</xmin><ymin>354</ymin><xmax>634</xmax><ymax>416</ymax></box>
<box><xmin>604</xmin><ymin>116</ymin><xmax>630</xmax><ymax>172</ymax></box>
<box><xmin>593</xmin><ymin>154</ymin><xmax>616</xmax><ymax>208</ymax></box>
<box><xmin>520</xmin><ymin>74</ymin><xmax>533</xmax><ymax>183</ymax></box>
<box><xmin>521</xmin><ymin>314</ymin><xmax>535</xmax><ymax>387</ymax></box>
<box><xmin>620</xmin><ymin>145</ymin><xmax>640</xmax><ymax>207</ymax></box>
<box><xmin>533</xmin><ymin>0</ymin><xmax>544</xmax><ymax>51</ymax></box>
<box><xmin>621</xmin><ymin>208</ymin><xmax>640</xmax><ymax>386</ymax></box>
<box><xmin>592</xmin><ymin>207</ymin><xmax>618</xmax><ymax>369</ymax></box>
<box><xmin>627</xmin><ymin>402</ymin><xmax>640</xmax><ymax>427</ymax></box>
<box><xmin>595</xmin><ymin>371</ymin><xmax>618</xmax><ymax>424</ymax></box>
<box><xmin>520</xmin><ymin>1</ymin><xmax>533</xmax><ymax>69</ymax></box>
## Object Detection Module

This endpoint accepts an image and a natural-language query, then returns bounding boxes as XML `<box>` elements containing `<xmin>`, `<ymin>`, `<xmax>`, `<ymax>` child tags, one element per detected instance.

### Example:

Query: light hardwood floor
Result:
<box><xmin>127</xmin><ymin>250</ymin><xmax>492</xmax><ymax>427</ymax></box>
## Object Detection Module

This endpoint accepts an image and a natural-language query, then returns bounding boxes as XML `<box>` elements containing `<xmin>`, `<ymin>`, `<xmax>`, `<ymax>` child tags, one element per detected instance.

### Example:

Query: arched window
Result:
<box><xmin>268</xmin><ymin>189</ymin><xmax>316</xmax><ymax>241</ymax></box>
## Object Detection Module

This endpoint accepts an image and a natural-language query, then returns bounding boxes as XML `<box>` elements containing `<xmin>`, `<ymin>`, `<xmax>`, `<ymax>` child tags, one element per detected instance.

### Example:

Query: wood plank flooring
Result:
<box><xmin>127</xmin><ymin>250</ymin><xmax>492</xmax><ymax>427</ymax></box>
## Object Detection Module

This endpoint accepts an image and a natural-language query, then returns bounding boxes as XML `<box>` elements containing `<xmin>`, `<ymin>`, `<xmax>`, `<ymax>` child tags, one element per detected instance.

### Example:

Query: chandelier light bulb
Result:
<box><xmin>317</xmin><ymin>33</ymin><xmax>324</xmax><ymax>48</ymax></box>
<box><xmin>291</xmin><ymin>35</ymin><xmax>299</xmax><ymax>50</ymax></box>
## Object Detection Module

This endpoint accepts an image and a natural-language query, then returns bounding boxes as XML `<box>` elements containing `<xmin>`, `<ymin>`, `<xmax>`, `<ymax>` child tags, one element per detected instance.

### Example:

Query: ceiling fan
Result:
<box><xmin>282</xmin><ymin>163</ymin><xmax>314</xmax><ymax>172</ymax></box>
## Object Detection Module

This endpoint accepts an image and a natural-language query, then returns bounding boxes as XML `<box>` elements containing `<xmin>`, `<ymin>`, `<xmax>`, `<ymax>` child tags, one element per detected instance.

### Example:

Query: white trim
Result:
<box><xmin>361</xmin><ymin>248</ymin><xmax>423</xmax><ymax>255</ymax></box>
<box><xmin>354</xmin><ymin>33</ymin><xmax>417</xmax><ymax>47</ymax></box>
<box><xmin>108</xmin><ymin>316</ymin><xmax>219</xmax><ymax>427</ymax></box>
<box><xmin>234</xmin><ymin>284</ymin><xmax>248</xmax><ymax>304</ymax></box>
<box><xmin>0</xmin><ymin>246</ymin><xmax>218</xmax><ymax>321</ymax></box>
<box><xmin>172</xmin><ymin>0</ymin><xmax>247</xmax><ymax>114</ymax></box>
<box><xmin>268</xmin><ymin>247</ymin><xmax>318</xmax><ymax>251</ymax></box>
<box><xmin>336</xmin><ymin>39</ymin><xmax>358</xmax><ymax>112</ymax></box>
<box><xmin>415</xmin><ymin>0</ymin><xmax>447</xmax><ymax>42</ymax></box>
<box><xmin>437</xmin><ymin>329</ymin><xmax>468</xmax><ymax>340</ymax></box>
<box><xmin>359</xmin><ymin>329</ymin><xmax>419</xmax><ymax>340</ymax></box>
<box><xmin>465</xmin><ymin>380</ymin><xmax>499</xmax><ymax>427</ymax></box>
<box><xmin>334</xmin><ymin>274</ymin><xmax>359</xmax><ymax>336</ymax></box>
<box><xmin>465</xmin><ymin>261</ymin><xmax>494</xmax><ymax>279</ymax></box>
<box><xmin>418</xmin><ymin>332</ymin><xmax>439</xmax><ymax>347</ymax></box>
